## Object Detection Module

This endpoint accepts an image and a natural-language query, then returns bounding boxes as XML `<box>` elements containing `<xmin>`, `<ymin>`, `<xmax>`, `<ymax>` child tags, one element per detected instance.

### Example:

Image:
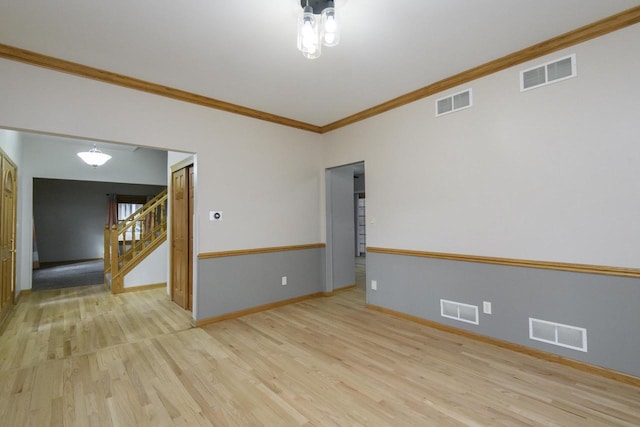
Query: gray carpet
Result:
<box><xmin>32</xmin><ymin>260</ymin><xmax>105</xmax><ymax>291</ymax></box>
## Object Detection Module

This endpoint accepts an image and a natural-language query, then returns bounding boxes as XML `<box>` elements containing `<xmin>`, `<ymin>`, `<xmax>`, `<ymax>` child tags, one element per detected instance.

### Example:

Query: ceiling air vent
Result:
<box><xmin>440</xmin><ymin>299</ymin><xmax>479</xmax><ymax>325</ymax></box>
<box><xmin>529</xmin><ymin>317</ymin><xmax>587</xmax><ymax>352</ymax></box>
<box><xmin>436</xmin><ymin>89</ymin><xmax>472</xmax><ymax>116</ymax></box>
<box><xmin>521</xmin><ymin>54</ymin><xmax>576</xmax><ymax>91</ymax></box>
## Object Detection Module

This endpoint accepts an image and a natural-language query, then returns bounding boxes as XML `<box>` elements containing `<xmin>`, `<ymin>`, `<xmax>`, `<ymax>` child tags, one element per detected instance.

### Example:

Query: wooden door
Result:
<box><xmin>170</xmin><ymin>166</ymin><xmax>192</xmax><ymax>309</ymax></box>
<box><xmin>0</xmin><ymin>157</ymin><xmax>17</xmax><ymax>321</ymax></box>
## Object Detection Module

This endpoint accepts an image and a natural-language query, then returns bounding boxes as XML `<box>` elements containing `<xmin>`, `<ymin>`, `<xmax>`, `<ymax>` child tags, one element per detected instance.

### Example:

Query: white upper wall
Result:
<box><xmin>0</xmin><ymin>129</ymin><xmax>21</xmax><ymax>164</ymax></box>
<box><xmin>0</xmin><ymin>57</ymin><xmax>324</xmax><ymax>257</ymax></box>
<box><xmin>323</xmin><ymin>24</ymin><xmax>640</xmax><ymax>269</ymax></box>
<box><xmin>3</xmin><ymin>23</ymin><xmax>637</xmax><ymax>274</ymax></box>
<box><xmin>22</xmin><ymin>133</ymin><xmax>167</xmax><ymax>185</ymax></box>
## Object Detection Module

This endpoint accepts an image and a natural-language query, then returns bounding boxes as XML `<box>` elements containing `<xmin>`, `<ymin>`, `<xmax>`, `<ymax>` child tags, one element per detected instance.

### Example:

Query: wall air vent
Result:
<box><xmin>521</xmin><ymin>54</ymin><xmax>576</xmax><ymax>91</ymax></box>
<box><xmin>436</xmin><ymin>89</ymin><xmax>472</xmax><ymax>116</ymax></box>
<box><xmin>529</xmin><ymin>318</ymin><xmax>587</xmax><ymax>352</ymax></box>
<box><xmin>440</xmin><ymin>299</ymin><xmax>479</xmax><ymax>325</ymax></box>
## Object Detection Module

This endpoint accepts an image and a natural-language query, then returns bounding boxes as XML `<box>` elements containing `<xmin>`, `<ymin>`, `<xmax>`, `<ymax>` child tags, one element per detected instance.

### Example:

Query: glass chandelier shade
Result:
<box><xmin>77</xmin><ymin>145</ymin><xmax>112</xmax><ymax>167</ymax></box>
<box><xmin>297</xmin><ymin>5</ymin><xmax>321</xmax><ymax>59</ymax></box>
<box><xmin>297</xmin><ymin>1</ymin><xmax>339</xmax><ymax>59</ymax></box>
<box><xmin>321</xmin><ymin>5</ymin><xmax>339</xmax><ymax>47</ymax></box>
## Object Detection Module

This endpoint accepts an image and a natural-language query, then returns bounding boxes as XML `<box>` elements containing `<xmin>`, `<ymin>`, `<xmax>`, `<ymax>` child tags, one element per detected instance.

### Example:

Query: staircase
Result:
<box><xmin>104</xmin><ymin>189</ymin><xmax>168</xmax><ymax>293</ymax></box>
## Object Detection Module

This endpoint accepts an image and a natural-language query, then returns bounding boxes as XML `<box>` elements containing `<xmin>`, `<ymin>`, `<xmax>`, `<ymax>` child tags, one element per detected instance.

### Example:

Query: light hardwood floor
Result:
<box><xmin>1</xmin><ymin>285</ymin><xmax>639</xmax><ymax>426</ymax></box>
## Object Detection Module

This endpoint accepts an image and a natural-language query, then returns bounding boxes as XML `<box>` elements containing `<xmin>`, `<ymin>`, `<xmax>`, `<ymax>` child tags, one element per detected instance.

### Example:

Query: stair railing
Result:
<box><xmin>104</xmin><ymin>189</ymin><xmax>168</xmax><ymax>293</ymax></box>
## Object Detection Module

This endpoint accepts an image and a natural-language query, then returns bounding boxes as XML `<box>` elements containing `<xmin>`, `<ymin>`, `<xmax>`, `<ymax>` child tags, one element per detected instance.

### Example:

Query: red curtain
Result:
<box><xmin>106</xmin><ymin>194</ymin><xmax>118</xmax><ymax>227</ymax></box>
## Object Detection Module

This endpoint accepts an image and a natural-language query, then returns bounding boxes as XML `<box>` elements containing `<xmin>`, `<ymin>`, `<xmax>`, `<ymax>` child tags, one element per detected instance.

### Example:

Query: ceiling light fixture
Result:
<box><xmin>297</xmin><ymin>0</ymin><xmax>340</xmax><ymax>59</ymax></box>
<box><xmin>77</xmin><ymin>144</ymin><xmax>112</xmax><ymax>167</ymax></box>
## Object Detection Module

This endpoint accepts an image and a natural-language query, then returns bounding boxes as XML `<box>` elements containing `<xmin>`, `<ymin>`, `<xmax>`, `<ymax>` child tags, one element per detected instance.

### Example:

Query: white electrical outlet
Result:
<box><xmin>371</xmin><ymin>280</ymin><xmax>377</xmax><ymax>290</ymax></box>
<box><xmin>483</xmin><ymin>301</ymin><xmax>492</xmax><ymax>314</ymax></box>
<box><xmin>281</xmin><ymin>276</ymin><xmax>287</xmax><ymax>286</ymax></box>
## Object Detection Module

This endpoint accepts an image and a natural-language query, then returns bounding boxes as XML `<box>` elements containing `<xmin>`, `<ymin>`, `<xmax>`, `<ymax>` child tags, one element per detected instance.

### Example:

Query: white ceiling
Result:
<box><xmin>1</xmin><ymin>1</ymin><xmax>638</xmax><ymax>127</ymax></box>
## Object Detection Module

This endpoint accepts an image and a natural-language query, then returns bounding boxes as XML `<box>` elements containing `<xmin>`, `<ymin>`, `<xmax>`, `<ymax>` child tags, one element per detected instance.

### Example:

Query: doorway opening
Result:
<box><xmin>31</xmin><ymin>178</ymin><xmax>166</xmax><ymax>291</ymax></box>
<box><xmin>325</xmin><ymin>161</ymin><xmax>365</xmax><ymax>301</ymax></box>
<box><xmin>354</xmin><ymin>166</ymin><xmax>366</xmax><ymax>291</ymax></box>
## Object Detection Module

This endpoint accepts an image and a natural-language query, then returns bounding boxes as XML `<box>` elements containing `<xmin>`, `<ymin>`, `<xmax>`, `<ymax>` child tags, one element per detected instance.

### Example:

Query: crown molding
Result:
<box><xmin>1</xmin><ymin>6</ymin><xmax>638</xmax><ymax>134</ymax></box>
<box><xmin>319</xmin><ymin>6</ymin><xmax>640</xmax><ymax>132</ymax></box>
<box><xmin>0</xmin><ymin>43</ymin><xmax>322</xmax><ymax>134</ymax></box>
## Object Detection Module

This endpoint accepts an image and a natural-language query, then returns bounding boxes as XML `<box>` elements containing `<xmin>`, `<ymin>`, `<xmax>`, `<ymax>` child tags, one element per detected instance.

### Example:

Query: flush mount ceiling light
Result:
<box><xmin>297</xmin><ymin>0</ymin><xmax>340</xmax><ymax>59</ymax></box>
<box><xmin>77</xmin><ymin>144</ymin><xmax>112</xmax><ymax>167</ymax></box>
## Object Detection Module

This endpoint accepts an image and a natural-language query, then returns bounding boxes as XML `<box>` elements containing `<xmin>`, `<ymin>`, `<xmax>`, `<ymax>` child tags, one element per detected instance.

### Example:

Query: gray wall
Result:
<box><xmin>326</xmin><ymin>166</ymin><xmax>355</xmax><ymax>291</ymax></box>
<box><xmin>33</xmin><ymin>179</ymin><xmax>166</xmax><ymax>263</ymax></box>
<box><xmin>367</xmin><ymin>252</ymin><xmax>640</xmax><ymax>377</ymax></box>
<box><xmin>197</xmin><ymin>247</ymin><xmax>324</xmax><ymax>321</ymax></box>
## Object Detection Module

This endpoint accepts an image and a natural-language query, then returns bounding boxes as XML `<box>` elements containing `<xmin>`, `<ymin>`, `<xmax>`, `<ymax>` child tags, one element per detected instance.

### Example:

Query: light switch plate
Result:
<box><xmin>483</xmin><ymin>301</ymin><xmax>492</xmax><ymax>314</ymax></box>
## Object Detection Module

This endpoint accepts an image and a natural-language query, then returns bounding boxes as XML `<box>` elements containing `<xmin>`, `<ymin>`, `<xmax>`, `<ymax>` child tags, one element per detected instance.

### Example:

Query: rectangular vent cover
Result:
<box><xmin>440</xmin><ymin>299</ymin><xmax>479</xmax><ymax>325</ymax></box>
<box><xmin>521</xmin><ymin>54</ymin><xmax>576</xmax><ymax>91</ymax></box>
<box><xmin>529</xmin><ymin>318</ymin><xmax>587</xmax><ymax>352</ymax></box>
<box><xmin>436</xmin><ymin>89</ymin><xmax>472</xmax><ymax>116</ymax></box>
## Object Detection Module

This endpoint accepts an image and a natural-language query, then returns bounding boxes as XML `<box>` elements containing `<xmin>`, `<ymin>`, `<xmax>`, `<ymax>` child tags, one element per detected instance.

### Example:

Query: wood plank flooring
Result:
<box><xmin>1</xmin><ymin>285</ymin><xmax>639</xmax><ymax>426</ymax></box>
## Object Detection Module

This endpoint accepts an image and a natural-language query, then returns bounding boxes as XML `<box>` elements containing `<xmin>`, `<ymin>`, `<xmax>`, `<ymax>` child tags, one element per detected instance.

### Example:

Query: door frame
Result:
<box><xmin>325</xmin><ymin>161</ymin><xmax>364</xmax><ymax>294</ymax></box>
<box><xmin>0</xmin><ymin>150</ymin><xmax>17</xmax><ymax>324</ymax></box>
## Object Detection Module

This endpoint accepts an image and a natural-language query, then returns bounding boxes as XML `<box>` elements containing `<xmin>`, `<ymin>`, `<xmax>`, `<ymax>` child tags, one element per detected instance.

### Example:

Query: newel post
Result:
<box><xmin>110</xmin><ymin>224</ymin><xmax>121</xmax><ymax>293</ymax></box>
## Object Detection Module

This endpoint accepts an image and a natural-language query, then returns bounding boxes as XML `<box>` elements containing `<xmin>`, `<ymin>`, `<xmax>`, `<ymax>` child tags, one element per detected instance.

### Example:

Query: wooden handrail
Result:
<box><xmin>117</xmin><ymin>189</ymin><xmax>168</xmax><ymax>231</ymax></box>
<box><xmin>105</xmin><ymin>189</ymin><xmax>168</xmax><ymax>293</ymax></box>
